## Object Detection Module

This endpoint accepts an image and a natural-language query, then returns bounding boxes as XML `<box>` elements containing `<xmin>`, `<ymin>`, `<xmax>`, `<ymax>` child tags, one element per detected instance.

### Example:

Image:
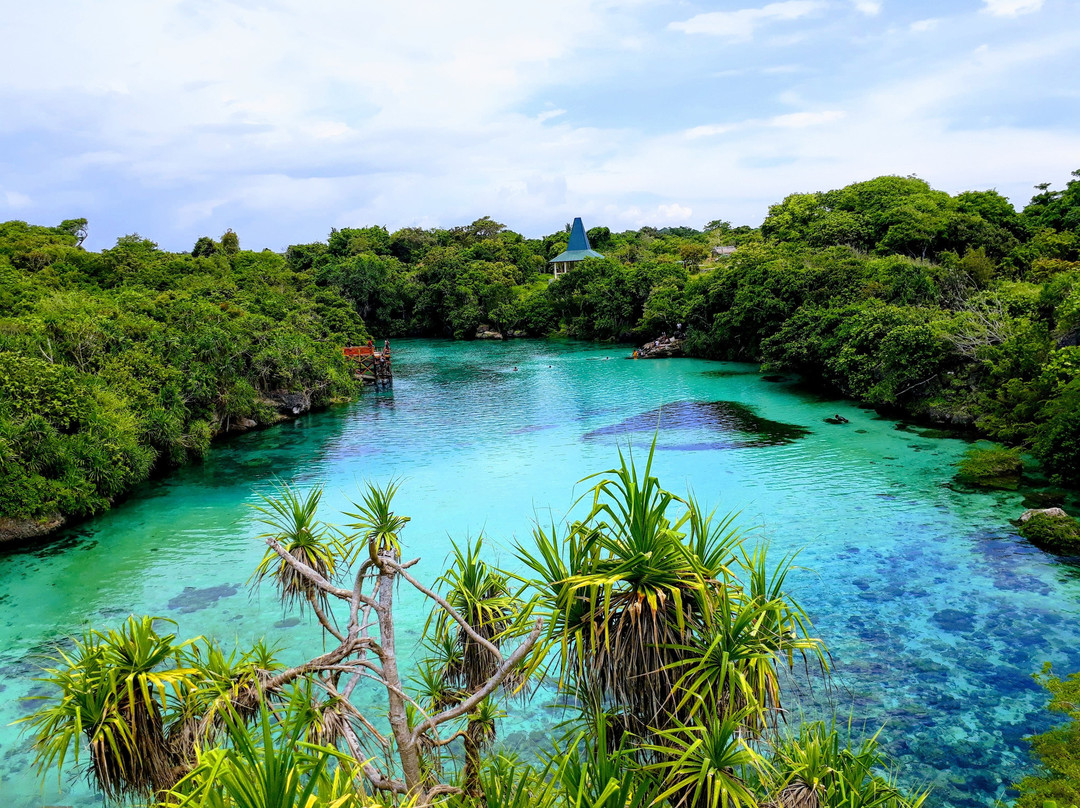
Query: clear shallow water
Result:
<box><xmin>2</xmin><ymin>339</ymin><xmax>1079</xmax><ymax>807</ymax></box>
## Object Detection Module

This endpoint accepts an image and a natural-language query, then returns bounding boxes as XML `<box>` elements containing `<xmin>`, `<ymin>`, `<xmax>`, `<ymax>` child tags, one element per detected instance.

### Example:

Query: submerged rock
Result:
<box><xmin>166</xmin><ymin>583</ymin><xmax>240</xmax><ymax>614</ymax></box>
<box><xmin>583</xmin><ymin>400</ymin><xmax>811</xmax><ymax>447</ymax></box>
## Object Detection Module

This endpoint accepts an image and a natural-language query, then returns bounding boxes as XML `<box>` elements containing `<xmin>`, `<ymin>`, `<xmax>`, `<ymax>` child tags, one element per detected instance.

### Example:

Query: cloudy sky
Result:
<box><xmin>1</xmin><ymin>0</ymin><xmax>1078</xmax><ymax>251</ymax></box>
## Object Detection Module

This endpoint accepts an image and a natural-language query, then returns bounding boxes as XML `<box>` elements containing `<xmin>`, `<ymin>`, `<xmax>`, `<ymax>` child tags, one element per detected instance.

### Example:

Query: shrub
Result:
<box><xmin>956</xmin><ymin>445</ymin><xmax>1024</xmax><ymax>488</ymax></box>
<box><xmin>1019</xmin><ymin>512</ymin><xmax>1080</xmax><ymax>553</ymax></box>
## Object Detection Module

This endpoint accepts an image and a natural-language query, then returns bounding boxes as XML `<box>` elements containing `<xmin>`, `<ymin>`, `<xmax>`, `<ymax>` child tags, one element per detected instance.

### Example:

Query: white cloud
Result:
<box><xmin>910</xmin><ymin>18</ymin><xmax>939</xmax><ymax>32</ymax></box>
<box><xmin>768</xmin><ymin>110</ymin><xmax>846</xmax><ymax>127</ymax></box>
<box><xmin>657</xmin><ymin>203</ymin><xmax>693</xmax><ymax>222</ymax></box>
<box><xmin>669</xmin><ymin>1</ymin><xmax>825</xmax><ymax>42</ymax></box>
<box><xmin>0</xmin><ymin>0</ymin><xmax>1076</xmax><ymax>247</ymax></box>
<box><xmin>3</xmin><ymin>190</ymin><xmax>32</xmax><ymax>209</ymax></box>
<box><xmin>685</xmin><ymin>123</ymin><xmax>739</xmax><ymax>139</ymax></box>
<box><xmin>982</xmin><ymin>0</ymin><xmax>1044</xmax><ymax>16</ymax></box>
<box><xmin>851</xmin><ymin>0</ymin><xmax>882</xmax><ymax>15</ymax></box>
<box><xmin>685</xmin><ymin>109</ymin><xmax>845</xmax><ymax>139</ymax></box>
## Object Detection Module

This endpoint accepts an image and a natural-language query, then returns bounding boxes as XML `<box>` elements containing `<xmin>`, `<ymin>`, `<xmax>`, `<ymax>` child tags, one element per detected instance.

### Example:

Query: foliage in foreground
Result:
<box><xmin>1017</xmin><ymin>665</ymin><xmax>1080</xmax><ymax>808</ymax></box>
<box><xmin>23</xmin><ymin>456</ymin><xmax>927</xmax><ymax>808</ymax></box>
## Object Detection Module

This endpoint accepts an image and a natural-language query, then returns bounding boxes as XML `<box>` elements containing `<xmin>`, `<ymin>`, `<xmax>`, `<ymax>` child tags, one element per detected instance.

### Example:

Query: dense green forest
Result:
<box><xmin>0</xmin><ymin>223</ymin><xmax>366</xmax><ymax>530</ymax></box>
<box><xmin>297</xmin><ymin>171</ymin><xmax>1080</xmax><ymax>488</ymax></box>
<box><xmin>3</xmin><ymin>169</ymin><xmax>1079</xmax><ymax>533</ymax></box>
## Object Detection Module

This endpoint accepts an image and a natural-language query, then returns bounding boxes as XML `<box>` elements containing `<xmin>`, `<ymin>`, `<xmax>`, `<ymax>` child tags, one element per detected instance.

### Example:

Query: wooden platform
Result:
<box><xmin>343</xmin><ymin>345</ymin><xmax>392</xmax><ymax>386</ymax></box>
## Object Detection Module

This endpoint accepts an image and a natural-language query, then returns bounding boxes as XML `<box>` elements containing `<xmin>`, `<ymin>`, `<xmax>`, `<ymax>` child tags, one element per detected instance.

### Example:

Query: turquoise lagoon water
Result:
<box><xmin>1</xmin><ymin>339</ymin><xmax>1079</xmax><ymax>807</ymax></box>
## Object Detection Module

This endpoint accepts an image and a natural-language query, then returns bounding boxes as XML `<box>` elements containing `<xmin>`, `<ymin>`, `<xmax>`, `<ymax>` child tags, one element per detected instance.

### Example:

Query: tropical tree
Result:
<box><xmin>24</xmin><ymin>481</ymin><xmax>542</xmax><ymax>804</ymax></box>
<box><xmin>424</xmin><ymin>538</ymin><xmax>526</xmax><ymax>797</ymax></box>
<box><xmin>517</xmin><ymin>443</ymin><xmax>824</xmax><ymax>746</ymax></box>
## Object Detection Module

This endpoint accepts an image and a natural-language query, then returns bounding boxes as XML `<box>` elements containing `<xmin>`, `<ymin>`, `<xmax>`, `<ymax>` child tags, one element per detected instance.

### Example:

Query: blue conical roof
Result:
<box><xmin>567</xmin><ymin>217</ymin><xmax>591</xmax><ymax>251</ymax></box>
<box><xmin>550</xmin><ymin>217</ymin><xmax>604</xmax><ymax>263</ymax></box>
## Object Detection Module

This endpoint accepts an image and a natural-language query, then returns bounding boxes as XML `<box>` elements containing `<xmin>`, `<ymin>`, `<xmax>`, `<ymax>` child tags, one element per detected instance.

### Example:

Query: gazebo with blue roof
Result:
<box><xmin>550</xmin><ymin>217</ymin><xmax>603</xmax><ymax>278</ymax></box>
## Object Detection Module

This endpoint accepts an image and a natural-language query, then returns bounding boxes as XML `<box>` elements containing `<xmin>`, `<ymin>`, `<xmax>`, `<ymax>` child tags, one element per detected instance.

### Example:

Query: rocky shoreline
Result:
<box><xmin>635</xmin><ymin>336</ymin><xmax>684</xmax><ymax>358</ymax></box>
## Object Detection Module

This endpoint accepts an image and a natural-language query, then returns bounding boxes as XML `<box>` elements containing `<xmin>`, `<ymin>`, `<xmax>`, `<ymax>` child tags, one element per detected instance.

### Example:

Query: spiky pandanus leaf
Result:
<box><xmin>253</xmin><ymin>483</ymin><xmax>341</xmax><ymax>612</ymax></box>
<box><xmin>767</xmin><ymin>722</ymin><xmax>928</xmax><ymax>808</ymax></box>
<box><xmin>166</xmin><ymin>701</ymin><xmax>359</xmax><ymax>808</ymax></box>
<box><xmin>21</xmin><ymin>616</ymin><xmax>198</xmax><ymax>801</ymax></box>
<box><xmin>523</xmin><ymin>444</ymin><xmax>715</xmax><ymax>739</ymax></box>
<box><xmin>344</xmin><ymin>478</ymin><xmax>409</xmax><ymax>564</ymax></box>
<box><xmin>645</xmin><ymin>709</ymin><xmax>764</xmax><ymax>808</ymax></box>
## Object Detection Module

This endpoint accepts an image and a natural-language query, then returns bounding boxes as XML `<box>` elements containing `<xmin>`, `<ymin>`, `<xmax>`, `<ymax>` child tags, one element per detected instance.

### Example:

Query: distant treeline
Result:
<box><xmin>2</xmin><ymin>169</ymin><xmax>1079</xmax><ymax>527</ymax></box>
<box><xmin>297</xmin><ymin>171</ymin><xmax>1080</xmax><ymax>486</ymax></box>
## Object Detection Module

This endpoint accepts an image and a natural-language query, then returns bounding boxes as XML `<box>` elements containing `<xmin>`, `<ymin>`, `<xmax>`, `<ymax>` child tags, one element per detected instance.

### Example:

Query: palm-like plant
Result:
<box><xmin>169</xmin><ymin>638</ymin><xmax>285</xmax><ymax>758</ymax></box>
<box><xmin>668</xmin><ymin>572</ymin><xmax>824</xmax><ymax>735</ymax></box>
<box><xmin>646</xmin><ymin>710</ymin><xmax>763</xmax><ymax>808</ymax></box>
<box><xmin>167</xmin><ymin>700</ymin><xmax>359</xmax><ymax>808</ymax></box>
<box><xmin>253</xmin><ymin>482</ymin><xmax>340</xmax><ymax>613</ymax></box>
<box><xmin>552</xmin><ymin>710</ymin><xmax>659</xmax><ymax>808</ymax></box>
<box><xmin>344</xmin><ymin>478</ymin><xmax>409</xmax><ymax>564</ymax></box>
<box><xmin>519</xmin><ymin>442</ymin><xmax>825</xmax><ymax>752</ymax></box>
<box><xmin>426</xmin><ymin>537</ymin><xmax>523</xmax><ymax>798</ymax></box>
<box><xmin>21</xmin><ymin>616</ymin><xmax>196</xmax><ymax>801</ymax></box>
<box><xmin>766</xmin><ymin>722</ymin><xmax>928</xmax><ymax>808</ymax></box>
<box><xmin>519</xmin><ymin>445</ymin><xmax>707</xmax><ymax>736</ymax></box>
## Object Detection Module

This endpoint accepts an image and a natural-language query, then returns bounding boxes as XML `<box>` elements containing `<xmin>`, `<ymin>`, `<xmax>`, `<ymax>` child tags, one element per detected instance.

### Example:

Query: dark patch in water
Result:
<box><xmin>166</xmin><ymin>583</ymin><xmax>240</xmax><ymax>614</ymax></box>
<box><xmin>509</xmin><ymin>424</ymin><xmax>559</xmax><ymax>435</ymax></box>
<box><xmin>274</xmin><ymin>616</ymin><xmax>302</xmax><ymax>629</ymax></box>
<box><xmin>654</xmin><ymin>442</ymin><xmax>738</xmax><ymax>452</ymax></box>
<box><xmin>582</xmin><ymin>400</ymin><xmax>811</xmax><ymax>447</ymax></box>
<box><xmin>699</xmin><ymin>368</ymin><xmax>758</xmax><ymax>378</ymax></box>
<box><xmin>760</xmin><ymin>375</ymin><xmax>792</xmax><ymax>383</ymax></box>
<box><xmin>932</xmin><ymin>608</ymin><xmax>976</xmax><ymax>634</ymax></box>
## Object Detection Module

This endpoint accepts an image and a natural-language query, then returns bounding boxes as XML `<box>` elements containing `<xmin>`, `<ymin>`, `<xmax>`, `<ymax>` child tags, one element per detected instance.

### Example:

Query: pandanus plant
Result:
<box><xmin>422</xmin><ymin>537</ymin><xmax>528</xmax><ymax>798</ymax></box>
<box><xmin>22</xmin><ymin>616</ymin><xmax>196</xmax><ymax>801</ymax></box>
<box><xmin>252</xmin><ymin>483</ymin><xmax>341</xmax><ymax>618</ymax></box>
<box><xmin>517</xmin><ymin>442</ymin><xmax>824</xmax><ymax>746</ymax></box>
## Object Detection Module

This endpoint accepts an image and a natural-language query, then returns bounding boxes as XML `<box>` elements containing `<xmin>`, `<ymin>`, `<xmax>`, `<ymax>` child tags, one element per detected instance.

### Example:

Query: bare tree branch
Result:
<box><xmin>411</xmin><ymin>618</ymin><xmax>542</xmax><ymax>744</ymax></box>
<box><xmin>386</xmin><ymin>559</ymin><xmax>505</xmax><ymax>663</ymax></box>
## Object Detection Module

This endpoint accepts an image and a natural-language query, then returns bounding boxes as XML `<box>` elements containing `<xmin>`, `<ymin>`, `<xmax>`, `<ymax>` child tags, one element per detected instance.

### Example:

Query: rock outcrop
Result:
<box><xmin>1020</xmin><ymin>507</ymin><xmax>1069</xmax><ymax>522</ymax></box>
<box><xmin>0</xmin><ymin>513</ymin><xmax>66</xmax><ymax>545</ymax></box>
<box><xmin>266</xmin><ymin>390</ymin><xmax>312</xmax><ymax>417</ymax></box>
<box><xmin>636</xmin><ymin>337</ymin><xmax>684</xmax><ymax>358</ymax></box>
<box><xmin>475</xmin><ymin>324</ymin><xmax>504</xmax><ymax>340</ymax></box>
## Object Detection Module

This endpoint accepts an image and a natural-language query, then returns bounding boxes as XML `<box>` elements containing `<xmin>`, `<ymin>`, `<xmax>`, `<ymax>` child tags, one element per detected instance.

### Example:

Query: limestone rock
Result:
<box><xmin>1020</xmin><ymin>507</ymin><xmax>1069</xmax><ymax>523</ymax></box>
<box><xmin>0</xmin><ymin>513</ymin><xmax>66</xmax><ymax>544</ymax></box>
<box><xmin>475</xmin><ymin>324</ymin><xmax>504</xmax><ymax>340</ymax></box>
<box><xmin>266</xmin><ymin>390</ymin><xmax>312</xmax><ymax>417</ymax></box>
<box><xmin>636</xmin><ymin>338</ymin><xmax>684</xmax><ymax>359</ymax></box>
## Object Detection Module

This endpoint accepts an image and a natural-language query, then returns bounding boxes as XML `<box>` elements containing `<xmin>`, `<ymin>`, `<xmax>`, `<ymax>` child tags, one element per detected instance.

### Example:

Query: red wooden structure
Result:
<box><xmin>343</xmin><ymin>343</ymin><xmax>392</xmax><ymax>386</ymax></box>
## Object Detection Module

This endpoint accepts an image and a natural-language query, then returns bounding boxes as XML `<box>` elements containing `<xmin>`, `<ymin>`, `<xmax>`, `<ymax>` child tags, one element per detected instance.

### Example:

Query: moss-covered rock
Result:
<box><xmin>957</xmin><ymin>445</ymin><xmax>1024</xmax><ymax>488</ymax></box>
<box><xmin>1019</xmin><ymin>510</ymin><xmax>1080</xmax><ymax>553</ymax></box>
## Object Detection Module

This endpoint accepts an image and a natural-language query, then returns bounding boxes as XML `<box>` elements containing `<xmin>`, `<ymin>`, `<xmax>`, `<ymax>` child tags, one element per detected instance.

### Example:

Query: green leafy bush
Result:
<box><xmin>956</xmin><ymin>445</ymin><xmax>1024</xmax><ymax>488</ymax></box>
<box><xmin>1019</xmin><ymin>512</ymin><xmax>1080</xmax><ymax>553</ymax></box>
<box><xmin>1017</xmin><ymin>664</ymin><xmax>1080</xmax><ymax>808</ymax></box>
